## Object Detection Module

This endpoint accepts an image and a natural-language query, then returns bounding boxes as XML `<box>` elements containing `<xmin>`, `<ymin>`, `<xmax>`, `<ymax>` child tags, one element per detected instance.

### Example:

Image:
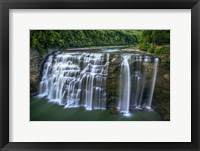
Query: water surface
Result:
<box><xmin>30</xmin><ymin>96</ymin><xmax>162</xmax><ymax>121</ymax></box>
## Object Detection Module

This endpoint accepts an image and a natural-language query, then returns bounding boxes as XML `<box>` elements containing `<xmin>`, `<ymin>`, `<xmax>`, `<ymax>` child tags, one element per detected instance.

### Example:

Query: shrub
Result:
<box><xmin>154</xmin><ymin>45</ymin><xmax>170</xmax><ymax>55</ymax></box>
<box><xmin>147</xmin><ymin>43</ymin><xmax>154</xmax><ymax>53</ymax></box>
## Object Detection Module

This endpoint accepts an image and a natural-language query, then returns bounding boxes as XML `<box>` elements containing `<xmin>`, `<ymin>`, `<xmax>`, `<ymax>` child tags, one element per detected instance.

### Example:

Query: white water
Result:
<box><xmin>146</xmin><ymin>58</ymin><xmax>159</xmax><ymax>109</ymax></box>
<box><xmin>118</xmin><ymin>54</ymin><xmax>159</xmax><ymax>113</ymax></box>
<box><xmin>119</xmin><ymin>54</ymin><xmax>131</xmax><ymax>115</ymax></box>
<box><xmin>39</xmin><ymin>51</ymin><xmax>159</xmax><ymax>114</ymax></box>
<box><xmin>39</xmin><ymin>52</ymin><xmax>109</xmax><ymax>110</ymax></box>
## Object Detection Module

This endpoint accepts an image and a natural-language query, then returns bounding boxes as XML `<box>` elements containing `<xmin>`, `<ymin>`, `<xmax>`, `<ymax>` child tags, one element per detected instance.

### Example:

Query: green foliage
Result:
<box><xmin>30</xmin><ymin>30</ymin><xmax>170</xmax><ymax>56</ymax></box>
<box><xmin>139</xmin><ymin>30</ymin><xmax>170</xmax><ymax>45</ymax></box>
<box><xmin>30</xmin><ymin>30</ymin><xmax>138</xmax><ymax>55</ymax></box>
<box><xmin>147</xmin><ymin>43</ymin><xmax>154</xmax><ymax>53</ymax></box>
<box><xmin>154</xmin><ymin>45</ymin><xmax>170</xmax><ymax>54</ymax></box>
<box><xmin>137</xmin><ymin>30</ymin><xmax>170</xmax><ymax>55</ymax></box>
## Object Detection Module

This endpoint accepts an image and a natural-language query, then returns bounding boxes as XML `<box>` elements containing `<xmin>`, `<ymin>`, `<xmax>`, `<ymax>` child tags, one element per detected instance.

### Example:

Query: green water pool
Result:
<box><xmin>30</xmin><ymin>96</ymin><xmax>163</xmax><ymax>121</ymax></box>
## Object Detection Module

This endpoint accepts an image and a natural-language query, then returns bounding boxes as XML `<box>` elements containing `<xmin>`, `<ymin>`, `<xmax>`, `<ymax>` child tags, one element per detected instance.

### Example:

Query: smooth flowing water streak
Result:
<box><xmin>39</xmin><ymin>50</ymin><xmax>159</xmax><ymax>115</ymax></box>
<box><xmin>146</xmin><ymin>58</ymin><xmax>159</xmax><ymax>110</ymax></box>
<box><xmin>119</xmin><ymin>54</ymin><xmax>131</xmax><ymax>115</ymax></box>
<box><xmin>39</xmin><ymin>52</ymin><xmax>109</xmax><ymax>110</ymax></box>
<box><xmin>118</xmin><ymin>54</ymin><xmax>159</xmax><ymax>114</ymax></box>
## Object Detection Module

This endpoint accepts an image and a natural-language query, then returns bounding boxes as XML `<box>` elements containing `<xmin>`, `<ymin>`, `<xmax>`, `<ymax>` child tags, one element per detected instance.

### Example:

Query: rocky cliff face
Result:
<box><xmin>30</xmin><ymin>49</ymin><xmax>41</xmax><ymax>96</ymax></box>
<box><xmin>153</xmin><ymin>54</ymin><xmax>170</xmax><ymax>121</ymax></box>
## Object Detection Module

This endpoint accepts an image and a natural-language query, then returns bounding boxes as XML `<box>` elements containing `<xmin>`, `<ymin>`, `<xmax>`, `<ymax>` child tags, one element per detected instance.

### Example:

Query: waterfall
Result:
<box><xmin>146</xmin><ymin>58</ymin><xmax>159</xmax><ymax>110</ymax></box>
<box><xmin>118</xmin><ymin>54</ymin><xmax>159</xmax><ymax>113</ymax></box>
<box><xmin>39</xmin><ymin>50</ymin><xmax>159</xmax><ymax>115</ymax></box>
<box><xmin>119</xmin><ymin>54</ymin><xmax>131</xmax><ymax>115</ymax></box>
<box><xmin>39</xmin><ymin>52</ymin><xmax>109</xmax><ymax>110</ymax></box>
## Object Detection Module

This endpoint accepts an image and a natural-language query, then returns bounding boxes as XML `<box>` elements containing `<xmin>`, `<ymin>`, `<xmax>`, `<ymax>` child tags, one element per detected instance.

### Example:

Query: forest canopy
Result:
<box><xmin>30</xmin><ymin>30</ymin><xmax>170</xmax><ymax>55</ymax></box>
<box><xmin>31</xmin><ymin>30</ymin><xmax>138</xmax><ymax>55</ymax></box>
<box><xmin>137</xmin><ymin>30</ymin><xmax>170</xmax><ymax>54</ymax></box>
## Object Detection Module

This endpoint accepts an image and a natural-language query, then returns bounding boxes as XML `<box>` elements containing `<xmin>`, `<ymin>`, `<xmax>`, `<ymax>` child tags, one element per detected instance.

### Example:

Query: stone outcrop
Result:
<box><xmin>30</xmin><ymin>49</ymin><xmax>41</xmax><ymax>96</ymax></box>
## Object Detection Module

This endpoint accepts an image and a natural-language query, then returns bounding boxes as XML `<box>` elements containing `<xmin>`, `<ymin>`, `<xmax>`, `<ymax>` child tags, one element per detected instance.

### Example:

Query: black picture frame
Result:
<box><xmin>0</xmin><ymin>0</ymin><xmax>199</xmax><ymax>150</ymax></box>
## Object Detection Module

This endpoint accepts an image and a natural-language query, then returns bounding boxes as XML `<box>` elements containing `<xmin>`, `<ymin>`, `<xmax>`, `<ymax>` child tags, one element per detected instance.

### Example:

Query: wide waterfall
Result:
<box><xmin>39</xmin><ymin>52</ymin><xmax>109</xmax><ymax>110</ymax></box>
<box><xmin>39</xmin><ymin>50</ymin><xmax>159</xmax><ymax>115</ymax></box>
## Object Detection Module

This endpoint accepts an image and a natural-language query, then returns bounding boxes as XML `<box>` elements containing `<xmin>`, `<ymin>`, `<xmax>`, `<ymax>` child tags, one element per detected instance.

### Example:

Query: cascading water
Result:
<box><xmin>118</xmin><ymin>53</ymin><xmax>159</xmax><ymax>114</ymax></box>
<box><xmin>39</xmin><ymin>50</ymin><xmax>159</xmax><ymax>115</ymax></box>
<box><xmin>146</xmin><ymin>58</ymin><xmax>159</xmax><ymax>110</ymax></box>
<box><xmin>119</xmin><ymin>54</ymin><xmax>131</xmax><ymax>115</ymax></box>
<box><xmin>39</xmin><ymin>52</ymin><xmax>109</xmax><ymax>110</ymax></box>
